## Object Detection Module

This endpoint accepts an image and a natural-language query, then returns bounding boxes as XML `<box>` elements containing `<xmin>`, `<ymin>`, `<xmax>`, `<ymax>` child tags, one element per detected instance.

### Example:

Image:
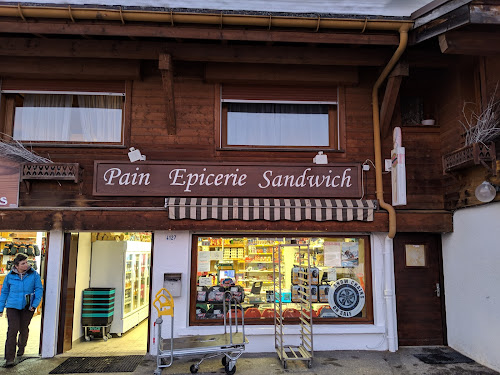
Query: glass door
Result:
<box><xmin>133</xmin><ymin>253</ymin><xmax>140</xmax><ymax>310</ymax></box>
<box><xmin>124</xmin><ymin>253</ymin><xmax>133</xmax><ymax>314</ymax></box>
<box><xmin>139</xmin><ymin>253</ymin><xmax>146</xmax><ymax>307</ymax></box>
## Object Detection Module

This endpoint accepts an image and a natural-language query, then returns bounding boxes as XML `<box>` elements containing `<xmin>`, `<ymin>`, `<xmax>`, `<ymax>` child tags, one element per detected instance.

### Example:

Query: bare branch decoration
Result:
<box><xmin>460</xmin><ymin>83</ymin><xmax>500</xmax><ymax>147</ymax></box>
<box><xmin>0</xmin><ymin>134</ymin><xmax>52</xmax><ymax>163</ymax></box>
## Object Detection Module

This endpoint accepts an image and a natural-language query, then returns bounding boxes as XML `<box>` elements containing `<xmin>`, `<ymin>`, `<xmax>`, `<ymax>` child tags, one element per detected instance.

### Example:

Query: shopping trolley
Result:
<box><xmin>153</xmin><ymin>288</ymin><xmax>248</xmax><ymax>375</ymax></box>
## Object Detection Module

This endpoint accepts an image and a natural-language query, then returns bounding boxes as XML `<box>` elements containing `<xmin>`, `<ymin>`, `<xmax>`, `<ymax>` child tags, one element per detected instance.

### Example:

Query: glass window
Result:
<box><xmin>224</xmin><ymin>103</ymin><xmax>332</xmax><ymax>147</ymax></box>
<box><xmin>191</xmin><ymin>236</ymin><xmax>371</xmax><ymax>325</ymax></box>
<box><xmin>3</xmin><ymin>92</ymin><xmax>124</xmax><ymax>144</ymax></box>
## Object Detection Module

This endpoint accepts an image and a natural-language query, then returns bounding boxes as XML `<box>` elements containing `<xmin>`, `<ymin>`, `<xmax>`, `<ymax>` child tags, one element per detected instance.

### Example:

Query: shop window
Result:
<box><xmin>191</xmin><ymin>235</ymin><xmax>372</xmax><ymax>325</ymax></box>
<box><xmin>220</xmin><ymin>85</ymin><xmax>339</xmax><ymax>150</ymax></box>
<box><xmin>0</xmin><ymin>80</ymin><xmax>127</xmax><ymax>145</ymax></box>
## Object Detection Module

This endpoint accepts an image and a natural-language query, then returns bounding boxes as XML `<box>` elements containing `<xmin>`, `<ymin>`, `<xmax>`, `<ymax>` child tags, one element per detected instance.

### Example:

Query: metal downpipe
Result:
<box><xmin>372</xmin><ymin>27</ymin><xmax>409</xmax><ymax>352</ymax></box>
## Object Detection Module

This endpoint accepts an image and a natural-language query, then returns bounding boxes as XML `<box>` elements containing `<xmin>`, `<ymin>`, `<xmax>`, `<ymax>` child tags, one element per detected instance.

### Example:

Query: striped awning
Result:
<box><xmin>165</xmin><ymin>198</ymin><xmax>377</xmax><ymax>222</ymax></box>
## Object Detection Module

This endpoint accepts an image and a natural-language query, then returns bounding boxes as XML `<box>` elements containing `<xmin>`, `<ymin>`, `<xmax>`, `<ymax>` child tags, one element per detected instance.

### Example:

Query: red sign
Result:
<box><xmin>0</xmin><ymin>157</ymin><xmax>20</xmax><ymax>208</ymax></box>
<box><xmin>93</xmin><ymin>161</ymin><xmax>362</xmax><ymax>198</ymax></box>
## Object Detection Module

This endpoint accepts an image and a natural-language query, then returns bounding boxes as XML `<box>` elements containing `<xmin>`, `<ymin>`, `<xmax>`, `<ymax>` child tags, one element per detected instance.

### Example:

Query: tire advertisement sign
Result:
<box><xmin>328</xmin><ymin>278</ymin><xmax>365</xmax><ymax>318</ymax></box>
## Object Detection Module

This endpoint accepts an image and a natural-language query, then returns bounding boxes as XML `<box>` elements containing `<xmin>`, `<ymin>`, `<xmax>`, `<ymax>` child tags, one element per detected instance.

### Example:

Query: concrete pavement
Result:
<box><xmin>3</xmin><ymin>347</ymin><xmax>499</xmax><ymax>375</ymax></box>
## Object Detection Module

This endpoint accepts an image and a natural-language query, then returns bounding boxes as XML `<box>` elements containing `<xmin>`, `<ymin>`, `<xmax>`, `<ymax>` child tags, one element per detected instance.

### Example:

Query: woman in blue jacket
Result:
<box><xmin>0</xmin><ymin>253</ymin><xmax>43</xmax><ymax>367</ymax></box>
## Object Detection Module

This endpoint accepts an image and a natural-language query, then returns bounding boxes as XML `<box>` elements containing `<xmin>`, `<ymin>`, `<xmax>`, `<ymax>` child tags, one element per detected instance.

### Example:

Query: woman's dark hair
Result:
<box><xmin>13</xmin><ymin>253</ymin><xmax>28</xmax><ymax>266</ymax></box>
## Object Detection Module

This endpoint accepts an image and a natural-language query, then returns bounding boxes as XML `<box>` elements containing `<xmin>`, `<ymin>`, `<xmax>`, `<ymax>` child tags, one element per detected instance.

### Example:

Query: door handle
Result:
<box><xmin>435</xmin><ymin>283</ymin><xmax>441</xmax><ymax>297</ymax></box>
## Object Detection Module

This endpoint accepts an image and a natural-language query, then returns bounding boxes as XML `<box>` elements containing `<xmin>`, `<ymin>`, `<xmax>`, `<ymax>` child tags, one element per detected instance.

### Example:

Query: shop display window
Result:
<box><xmin>190</xmin><ymin>235</ymin><xmax>372</xmax><ymax>325</ymax></box>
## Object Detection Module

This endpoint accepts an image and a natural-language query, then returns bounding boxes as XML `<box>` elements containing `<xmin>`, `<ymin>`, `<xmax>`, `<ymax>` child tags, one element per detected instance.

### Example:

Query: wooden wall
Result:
<box><xmin>8</xmin><ymin>59</ymin><xmax>447</xmax><ymax>213</ymax></box>
<box><xmin>0</xmin><ymin>35</ymin><xmax>459</xmax><ymax>233</ymax></box>
<box><xmin>436</xmin><ymin>55</ymin><xmax>500</xmax><ymax>209</ymax></box>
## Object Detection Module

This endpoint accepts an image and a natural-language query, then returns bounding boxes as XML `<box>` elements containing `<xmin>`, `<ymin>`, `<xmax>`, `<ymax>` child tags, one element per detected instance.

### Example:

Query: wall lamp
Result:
<box><xmin>474</xmin><ymin>181</ymin><xmax>500</xmax><ymax>203</ymax></box>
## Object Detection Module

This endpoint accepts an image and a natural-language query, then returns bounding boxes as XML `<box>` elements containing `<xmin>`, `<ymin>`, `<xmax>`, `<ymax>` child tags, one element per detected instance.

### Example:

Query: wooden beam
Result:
<box><xmin>380</xmin><ymin>62</ymin><xmax>409</xmax><ymax>137</ymax></box>
<box><xmin>159</xmin><ymin>53</ymin><xmax>176</xmax><ymax>135</ymax></box>
<box><xmin>0</xmin><ymin>37</ymin><xmax>393</xmax><ymax>66</ymax></box>
<box><xmin>0</xmin><ymin>209</ymin><xmax>453</xmax><ymax>233</ymax></box>
<box><xmin>439</xmin><ymin>30</ymin><xmax>500</xmax><ymax>55</ymax></box>
<box><xmin>0</xmin><ymin>20</ymin><xmax>400</xmax><ymax>45</ymax></box>
<box><xmin>0</xmin><ymin>56</ymin><xmax>140</xmax><ymax>80</ymax></box>
<box><xmin>470</xmin><ymin>4</ymin><xmax>500</xmax><ymax>24</ymax></box>
<box><xmin>411</xmin><ymin>4</ymin><xmax>471</xmax><ymax>44</ymax></box>
<box><xmin>205</xmin><ymin>63</ymin><xmax>358</xmax><ymax>85</ymax></box>
<box><xmin>171</xmin><ymin>44</ymin><xmax>391</xmax><ymax>66</ymax></box>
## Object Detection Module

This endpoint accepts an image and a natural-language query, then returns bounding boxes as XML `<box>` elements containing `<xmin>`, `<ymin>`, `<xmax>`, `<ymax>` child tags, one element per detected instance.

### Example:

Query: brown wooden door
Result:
<box><xmin>393</xmin><ymin>233</ymin><xmax>446</xmax><ymax>345</ymax></box>
<box><xmin>57</xmin><ymin>233</ymin><xmax>78</xmax><ymax>353</ymax></box>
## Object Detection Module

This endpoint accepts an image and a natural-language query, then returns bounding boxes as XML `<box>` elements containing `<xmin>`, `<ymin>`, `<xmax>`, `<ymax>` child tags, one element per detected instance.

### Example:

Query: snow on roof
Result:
<box><xmin>8</xmin><ymin>1</ymin><xmax>438</xmax><ymax>18</ymax></box>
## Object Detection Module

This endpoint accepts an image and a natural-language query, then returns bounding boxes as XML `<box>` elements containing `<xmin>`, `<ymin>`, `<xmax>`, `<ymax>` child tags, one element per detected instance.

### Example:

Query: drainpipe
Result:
<box><xmin>372</xmin><ymin>27</ymin><xmax>409</xmax><ymax>352</ymax></box>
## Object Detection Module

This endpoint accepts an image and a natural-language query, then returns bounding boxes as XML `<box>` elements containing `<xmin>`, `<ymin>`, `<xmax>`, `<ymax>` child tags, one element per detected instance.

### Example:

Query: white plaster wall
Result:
<box><xmin>72</xmin><ymin>233</ymin><xmax>92</xmax><ymax>342</ymax></box>
<box><xmin>41</xmin><ymin>230</ymin><xmax>64</xmax><ymax>358</ymax></box>
<box><xmin>149</xmin><ymin>231</ymin><xmax>390</xmax><ymax>354</ymax></box>
<box><xmin>442</xmin><ymin>202</ymin><xmax>500</xmax><ymax>372</ymax></box>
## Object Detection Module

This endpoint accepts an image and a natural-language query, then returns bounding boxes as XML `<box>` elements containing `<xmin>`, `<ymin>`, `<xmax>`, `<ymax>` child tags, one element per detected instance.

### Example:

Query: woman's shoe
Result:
<box><xmin>5</xmin><ymin>360</ymin><xmax>15</xmax><ymax>367</ymax></box>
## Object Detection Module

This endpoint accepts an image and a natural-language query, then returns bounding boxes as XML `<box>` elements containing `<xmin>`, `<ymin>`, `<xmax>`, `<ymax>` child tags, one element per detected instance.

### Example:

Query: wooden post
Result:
<box><xmin>380</xmin><ymin>61</ymin><xmax>409</xmax><ymax>138</ymax></box>
<box><xmin>159</xmin><ymin>53</ymin><xmax>176</xmax><ymax>135</ymax></box>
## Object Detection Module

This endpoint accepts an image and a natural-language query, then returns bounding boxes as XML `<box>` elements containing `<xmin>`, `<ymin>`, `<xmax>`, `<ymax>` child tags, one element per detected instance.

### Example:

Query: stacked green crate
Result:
<box><xmin>82</xmin><ymin>288</ymin><xmax>115</xmax><ymax>326</ymax></box>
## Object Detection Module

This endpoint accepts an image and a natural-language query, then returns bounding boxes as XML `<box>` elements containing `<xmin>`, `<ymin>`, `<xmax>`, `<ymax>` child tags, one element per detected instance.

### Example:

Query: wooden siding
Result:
<box><xmin>0</xmin><ymin>43</ymin><xmax>453</xmax><ymax>232</ymax></box>
<box><xmin>437</xmin><ymin>56</ymin><xmax>500</xmax><ymax>209</ymax></box>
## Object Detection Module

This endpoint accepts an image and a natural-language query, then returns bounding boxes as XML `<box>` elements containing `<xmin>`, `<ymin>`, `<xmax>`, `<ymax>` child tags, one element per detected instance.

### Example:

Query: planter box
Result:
<box><xmin>442</xmin><ymin>142</ymin><xmax>496</xmax><ymax>175</ymax></box>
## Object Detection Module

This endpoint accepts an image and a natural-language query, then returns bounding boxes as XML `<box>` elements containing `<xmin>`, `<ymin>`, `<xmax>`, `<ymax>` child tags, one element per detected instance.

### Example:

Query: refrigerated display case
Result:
<box><xmin>90</xmin><ymin>240</ymin><xmax>151</xmax><ymax>336</ymax></box>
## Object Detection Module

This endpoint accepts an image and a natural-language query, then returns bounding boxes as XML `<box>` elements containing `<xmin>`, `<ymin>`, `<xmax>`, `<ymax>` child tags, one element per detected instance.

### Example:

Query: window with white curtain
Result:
<box><xmin>6</xmin><ymin>91</ymin><xmax>124</xmax><ymax>144</ymax></box>
<box><xmin>220</xmin><ymin>85</ymin><xmax>339</xmax><ymax>150</ymax></box>
<box><xmin>225</xmin><ymin>102</ymin><xmax>332</xmax><ymax>147</ymax></box>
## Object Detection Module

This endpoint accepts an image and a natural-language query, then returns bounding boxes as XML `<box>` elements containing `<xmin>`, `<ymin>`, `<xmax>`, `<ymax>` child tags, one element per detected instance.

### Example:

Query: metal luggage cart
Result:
<box><xmin>153</xmin><ymin>288</ymin><xmax>248</xmax><ymax>375</ymax></box>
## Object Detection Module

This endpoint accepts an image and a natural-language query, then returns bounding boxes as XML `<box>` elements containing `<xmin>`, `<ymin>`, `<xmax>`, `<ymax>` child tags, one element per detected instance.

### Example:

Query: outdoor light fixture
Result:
<box><xmin>474</xmin><ymin>181</ymin><xmax>500</xmax><ymax>203</ymax></box>
<box><xmin>313</xmin><ymin>151</ymin><xmax>328</xmax><ymax>164</ymax></box>
<box><xmin>128</xmin><ymin>147</ymin><xmax>146</xmax><ymax>162</ymax></box>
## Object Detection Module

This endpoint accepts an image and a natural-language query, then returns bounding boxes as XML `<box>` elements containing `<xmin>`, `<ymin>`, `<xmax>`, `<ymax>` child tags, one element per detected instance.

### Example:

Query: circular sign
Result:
<box><xmin>328</xmin><ymin>278</ymin><xmax>365</xmax><ymax>318</ymax></box>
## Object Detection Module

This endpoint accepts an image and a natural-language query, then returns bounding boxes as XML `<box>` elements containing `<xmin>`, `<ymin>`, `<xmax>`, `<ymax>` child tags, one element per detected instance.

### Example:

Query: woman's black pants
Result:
<box><xmin>4</xmin><ymin>308</ymin><xmax>35</xmax><ymax>362</ymax></box>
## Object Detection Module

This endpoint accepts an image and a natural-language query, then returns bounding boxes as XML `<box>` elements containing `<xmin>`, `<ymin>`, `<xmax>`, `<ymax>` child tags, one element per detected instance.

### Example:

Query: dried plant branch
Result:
<box><xmin>460</xmin><ymin>83</ymin><xmax>500</xmax><ymax>147</ymax></box>
<box><xmin>0</xmin><ymin>134</ymin><xmax>52</xmax><ymax>163</ymax></box>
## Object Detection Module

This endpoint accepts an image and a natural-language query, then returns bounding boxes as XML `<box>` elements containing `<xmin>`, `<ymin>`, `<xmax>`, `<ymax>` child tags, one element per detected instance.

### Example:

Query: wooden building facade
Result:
<box><xmin>0</xmin><ymin>1</ymin><xmax>498</xmax><ymax>371</ymax></box>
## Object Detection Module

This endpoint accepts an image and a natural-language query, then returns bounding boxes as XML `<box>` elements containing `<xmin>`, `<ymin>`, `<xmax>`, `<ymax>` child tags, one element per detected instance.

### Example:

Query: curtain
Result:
<box><xmin>15</xmin><ymin>94</ymin><xmax>73</xmax><ymax>141</ymax></box>
<box><xmin>77</xmin><ymin>95</ymin><xmax>122</xmax><ymax>142</ymax></box>
<box><xmin>226</xmin><ymin>103</ymin><xmax>330</xmax><ymax>146</ymax></box>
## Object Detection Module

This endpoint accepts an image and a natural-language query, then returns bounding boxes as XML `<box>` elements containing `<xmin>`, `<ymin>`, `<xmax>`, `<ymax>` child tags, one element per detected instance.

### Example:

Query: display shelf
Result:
<box><xmin>242</xmin><ymin>270</ymin><xmax>274</xmax><ymax>272</ymax></box>
<box><xmin>245</xmin><ymin>261</ymin><xmax>274</xmax><ymax>263</ymax></box>
<box><xmin>239</xmin><ymin>279</ymin><xmax>273</xmax><ymax>283</ymax></box>
<box><xmin>248</xmin><ymin>253</ymin><xmax>273</xmax><ymax>255</ymax></box>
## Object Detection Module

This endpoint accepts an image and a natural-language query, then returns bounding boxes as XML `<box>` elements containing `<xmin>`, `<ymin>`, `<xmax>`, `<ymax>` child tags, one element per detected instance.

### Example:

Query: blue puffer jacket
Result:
<box><xmin>0</xmin><ymin>267</ymin><xmax>43</xmax><ymax>312</ymax></box>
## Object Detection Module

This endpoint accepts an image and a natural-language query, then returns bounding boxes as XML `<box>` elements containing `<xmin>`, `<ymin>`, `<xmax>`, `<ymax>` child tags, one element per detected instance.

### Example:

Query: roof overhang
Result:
<box><xmin>411</xmin><ymin>0</ymin><xmax>500</xmax><ymax>55</ymax></box>
<box><xmin>0</xmin><ymin>2</ymin><xmax>413</xmax><ymax>37</ymax></box>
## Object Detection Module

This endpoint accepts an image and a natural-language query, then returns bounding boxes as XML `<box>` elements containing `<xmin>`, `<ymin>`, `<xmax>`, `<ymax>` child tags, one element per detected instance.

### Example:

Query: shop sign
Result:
<box><xmin>328</xmin><ymin>278</ymin><xmax>365</xmax><ymax>317</ymax></box>
<box><xmin>0</xmin><ymin>157</ymin><xmax>20</xmax><ymax>208</ymax></box>
<box><xmin>93</xmin><ymin>161</ymin><xmax>362</xmax><ymax>197</ymax></box>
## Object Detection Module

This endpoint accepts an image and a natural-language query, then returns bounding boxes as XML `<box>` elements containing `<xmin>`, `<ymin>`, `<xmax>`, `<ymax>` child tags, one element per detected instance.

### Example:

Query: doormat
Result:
<box><xmin>49</xmin><ymin>355</ymin><xmax>144</xmax><ymax>374</ymax></box>
<box><xmin>414</xmin><ymin>349</ymin><xmax>474</xmax><ymax>365</ymax></box>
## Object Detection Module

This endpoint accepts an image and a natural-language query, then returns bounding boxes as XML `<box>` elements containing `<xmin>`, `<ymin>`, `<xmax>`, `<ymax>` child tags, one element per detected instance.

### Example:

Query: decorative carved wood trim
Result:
<box><xmin>442</xmin><ymin>142</ymin><xmax>496</xmax><ymax>176</ymax></box>
<box><xmin>20</xmin><ymin>162</ymin><xmax>83</xmax><ymax>194</ymax></box>
<box><xmin>159</xmin><ymin>53</ymin><xmax>176</xmax><ymax>135</ymax></box>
